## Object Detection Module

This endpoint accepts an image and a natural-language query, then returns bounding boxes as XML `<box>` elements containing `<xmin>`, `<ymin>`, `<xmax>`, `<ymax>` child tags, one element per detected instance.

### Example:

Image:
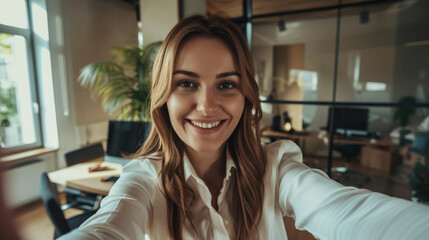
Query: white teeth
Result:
<box><xmin>191</xmin><ymin>120</ymin><xmax>221</xmax><ymax>129</ymax></box>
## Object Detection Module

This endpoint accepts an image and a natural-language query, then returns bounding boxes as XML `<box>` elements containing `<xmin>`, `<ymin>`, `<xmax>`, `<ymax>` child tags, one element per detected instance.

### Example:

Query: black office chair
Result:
<box><xmin>64</xmin><ymin>143</ymin><xmax>105</xmax><ymax>211</ymax></box>
<box><xmin>325</xmin><ymin>107</ymin><xmax>371</xmax><ymax>187</ymax></box>
<box><xmin>331</xmin><ymin>143</ymin><xmax>370</xmax><ymax>187</ymax></box>
<box><xmin>39</xmin><ymin>172</ymin><xmax>95</xmax><ymax>239</ymax></box>
<box><xmin>65</xmin><ymin>143</ymin><xmax>105</xmax><ymax>166</ymax></box>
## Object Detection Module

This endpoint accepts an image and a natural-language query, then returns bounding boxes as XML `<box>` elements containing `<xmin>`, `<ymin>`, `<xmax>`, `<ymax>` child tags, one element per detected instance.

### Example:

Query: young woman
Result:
<box><xmin>60</xmin><ymin>15</ymin><xmax>429</xmax><ymax>240</ymax></box>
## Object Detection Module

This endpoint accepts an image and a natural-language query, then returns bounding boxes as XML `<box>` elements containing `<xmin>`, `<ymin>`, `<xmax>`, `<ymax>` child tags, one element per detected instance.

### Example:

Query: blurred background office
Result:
<box><xmin>1</xmin><ymin>0</ymin><xmax>428</xmax><ymax>239</ymax></box>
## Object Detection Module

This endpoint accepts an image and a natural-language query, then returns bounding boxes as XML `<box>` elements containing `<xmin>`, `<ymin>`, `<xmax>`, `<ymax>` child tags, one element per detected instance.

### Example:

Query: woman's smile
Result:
<box><xmin>188</xmin><ymin>119</ymin><xmax>224</xmax><ymax>129</ymax></box>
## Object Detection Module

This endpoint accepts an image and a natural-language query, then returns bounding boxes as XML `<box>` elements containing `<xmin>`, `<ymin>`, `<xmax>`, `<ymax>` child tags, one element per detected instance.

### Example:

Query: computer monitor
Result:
<box><xmin>106</xmin><ymin>120</ymin><xmax>151</xmax><ymax>157</ymax></box>
<box><xmin>327</xmin><ymin>107</ymin><xmax>369</xmax><ymax>136</ymax></box>
<box><xmin>411</xmin><ymin>132</ymin><xmax>429</xmax><ymax>156</ymax></box>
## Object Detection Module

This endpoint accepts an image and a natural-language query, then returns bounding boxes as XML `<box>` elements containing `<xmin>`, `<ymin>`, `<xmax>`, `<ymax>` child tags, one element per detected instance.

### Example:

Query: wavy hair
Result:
<box><xmin>134</xmin><ymin>15</ymin><xmax>267</xmax><ymax>240</ymax></box>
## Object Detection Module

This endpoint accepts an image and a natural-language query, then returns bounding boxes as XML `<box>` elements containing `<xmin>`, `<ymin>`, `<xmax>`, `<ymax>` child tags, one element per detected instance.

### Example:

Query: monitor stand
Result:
<box><xmin>336</xmin><ymin>128</ymin><xmax>368</xmax><ymax>137</ymax></box>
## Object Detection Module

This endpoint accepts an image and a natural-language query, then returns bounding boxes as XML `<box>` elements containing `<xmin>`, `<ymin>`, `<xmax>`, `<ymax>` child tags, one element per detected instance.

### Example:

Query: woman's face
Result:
<box><xmin>167</xmin><ymin>36</ymin><xmax>245</xmax><ymax>154</ymax></box>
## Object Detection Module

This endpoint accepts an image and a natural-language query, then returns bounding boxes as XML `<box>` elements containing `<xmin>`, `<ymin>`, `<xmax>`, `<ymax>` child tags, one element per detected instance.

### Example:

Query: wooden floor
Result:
<box><xmin>11</xmin><ymin>158</ymin><xmax>412</xmax><ymax>240</ymax></box>
<box><xmin>12</xmin><ymin>193</ymin><xmax>83</xmax><ymax>240</ymax></box>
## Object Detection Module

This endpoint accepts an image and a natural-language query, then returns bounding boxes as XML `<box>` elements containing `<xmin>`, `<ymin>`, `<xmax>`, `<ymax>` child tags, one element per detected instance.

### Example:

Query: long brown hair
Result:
<box><xmin>134</xmin><ymin>15</ymin><xmax>267</xmax><ymax>240</ymax></box>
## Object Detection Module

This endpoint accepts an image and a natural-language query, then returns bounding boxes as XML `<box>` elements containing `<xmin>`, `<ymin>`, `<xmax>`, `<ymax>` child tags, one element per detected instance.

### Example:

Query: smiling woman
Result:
<box><xmin>167</xmin><ymin>37</ymin><xmax>245</xmax><ymax>154</ymax></box>
<box><xmin>142</xmin><ymin>16</ymin><xmax>266</xmax><ymax>239</ymax></box>
<box><xmin>59</xmin><ymin>15</ymin><xmax>429</xmax><ymax>240</ymax></box>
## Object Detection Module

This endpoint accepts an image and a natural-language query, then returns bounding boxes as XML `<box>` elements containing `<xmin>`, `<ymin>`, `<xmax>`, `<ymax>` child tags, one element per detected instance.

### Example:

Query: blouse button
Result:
<box><xmin>225</xmin><ymin>220</ymin><xmax>229</xmax><ymax>225</ymax></box>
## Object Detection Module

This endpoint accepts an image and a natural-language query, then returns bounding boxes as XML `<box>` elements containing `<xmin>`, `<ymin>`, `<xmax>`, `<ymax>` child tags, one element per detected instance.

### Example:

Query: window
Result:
<box><xmin>0</xmin><ymin>0</ymin><xmax>42</xmax><ymax>153</ymax></box>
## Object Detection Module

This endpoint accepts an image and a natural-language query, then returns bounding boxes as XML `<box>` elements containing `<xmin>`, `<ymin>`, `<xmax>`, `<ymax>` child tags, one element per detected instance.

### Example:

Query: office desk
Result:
<box><xmin>262</xmin><ymin>129</ymin><xmax>391</xmax><ymax>146</ymax></box>
<box><xmin>48</xmin><ymin>160</ymin><xmax>123</xmax><ymax>196</ymax></box>
<box><xmin>262</xmin><ymin>129</ymin><xmax>395</xmax><ymax>174</ymax></box>
<box><xmin>262</xmin><ymin>129</ymin><xmax>320</xmax><ymax>142</ymax></box>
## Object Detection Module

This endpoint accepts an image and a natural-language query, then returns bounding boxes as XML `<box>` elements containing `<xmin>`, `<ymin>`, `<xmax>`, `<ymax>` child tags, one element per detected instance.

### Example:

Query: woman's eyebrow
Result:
<box><xmin>173</xmin><ymin>70</ymin><xmax>199</xmax><ymax>78</ymax></box>
<box><xmin>216</xmin><ymin>72</ymin><xmax>241</xmax><ymax>78</ymax></box>
<box><xmin>172</xmin><ymin>70</ymin><xmax>241</xmax><ymax>79</ymax></box>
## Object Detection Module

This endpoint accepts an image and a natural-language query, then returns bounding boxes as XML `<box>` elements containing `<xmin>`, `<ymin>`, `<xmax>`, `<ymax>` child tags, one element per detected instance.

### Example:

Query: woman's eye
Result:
<box><xmin>178</xmin><ymin>80</ymin><xmax>195</xmax><ymax>88</ymax></box>
<box><xmin>219</xmin><ymin>82</ymin><xmax>236</xmax><ymax>89</ymax></box>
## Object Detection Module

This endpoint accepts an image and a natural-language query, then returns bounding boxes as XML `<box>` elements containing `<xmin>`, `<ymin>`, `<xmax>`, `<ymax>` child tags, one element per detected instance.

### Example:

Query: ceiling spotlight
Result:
<box><xmin>277</xmin><ymin>21</ymin><xmax>286</xmax><ymax>32</ymax></box>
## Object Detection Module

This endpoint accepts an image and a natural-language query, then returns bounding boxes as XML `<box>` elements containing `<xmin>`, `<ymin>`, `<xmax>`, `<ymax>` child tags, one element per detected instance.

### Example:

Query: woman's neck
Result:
<box><xmin>185</xmin><ymin>144</ymin><xmax>226</xmax><ymax>188</ymax></box>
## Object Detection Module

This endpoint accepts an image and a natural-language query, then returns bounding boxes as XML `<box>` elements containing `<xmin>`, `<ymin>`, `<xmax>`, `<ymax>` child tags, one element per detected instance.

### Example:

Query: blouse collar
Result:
<box><xmin>183</xmin><ymin>147</ymin><xmax>236</xmax><ymax>182</ymax></box>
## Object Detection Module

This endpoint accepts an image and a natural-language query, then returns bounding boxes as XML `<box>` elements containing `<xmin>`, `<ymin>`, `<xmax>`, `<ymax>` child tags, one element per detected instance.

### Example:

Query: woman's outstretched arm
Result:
<box><xmin>276</xmin><ymin>140</ymin><xmax>429</xmax><ymax>240</ymax></box>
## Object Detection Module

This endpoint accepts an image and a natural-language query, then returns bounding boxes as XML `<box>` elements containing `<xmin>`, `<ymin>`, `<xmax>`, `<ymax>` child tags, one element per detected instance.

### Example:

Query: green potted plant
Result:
<box><xmin>409</xmin><ymin>161</ymin><xmax>429</xmax><ymax>204</ymax></box>
<box><xmin>77</xmin><ymin>41</ymin><xmax>162</xmax><ymax>121</ymax></box>
<box><xmin>393</xmin><ymin>96</ymin><xmax>416</xmax><ymax>146</ymax></box>
<box><xmin>0</xmin><ymin>86</ymin><xmax>18</xmax><ymax>146</ymax></box>
<box><xmin>77</xmin><ymin>42</ymin><xmax>162</xmax><ymax>153</ymax></box>
<box><xmin>393</xmin><ymin>96</ymin><xmax>416</xmax><ymax>127</ymax></box>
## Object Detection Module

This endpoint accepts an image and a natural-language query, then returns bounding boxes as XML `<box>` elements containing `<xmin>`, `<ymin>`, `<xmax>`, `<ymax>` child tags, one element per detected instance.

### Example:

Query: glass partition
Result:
<box><xmin>252</xmin><ymin>11</ymin><xmax>337</xmax><ymax>102</ymax></box>
<box><xmin>196</xmin><ymin>0</ymin><xmax>428</xmax><ymax>197</ymax></box>
<box><xmin>336</xmin><ymin>0</ymin><xmax>429</xmax><ymax>104</ymax></box>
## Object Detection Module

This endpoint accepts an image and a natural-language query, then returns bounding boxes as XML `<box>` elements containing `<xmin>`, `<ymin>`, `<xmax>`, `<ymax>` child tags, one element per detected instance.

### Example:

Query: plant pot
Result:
<box><xmin>0</xmin><ymin>126</ymin><xmax>22</xmax><ymax>147</ymax></box>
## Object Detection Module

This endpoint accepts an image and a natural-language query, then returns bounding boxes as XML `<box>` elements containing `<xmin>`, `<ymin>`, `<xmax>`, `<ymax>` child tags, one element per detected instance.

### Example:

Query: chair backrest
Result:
<box><xmin>64</xmin><ymin>143</ymin><xmax>105</xmax><ymax>166</ymax></box>
<box><xmin>39</xmin><ymin>172</ymin><xmax>70</xmax><ymax>237</ymax></box>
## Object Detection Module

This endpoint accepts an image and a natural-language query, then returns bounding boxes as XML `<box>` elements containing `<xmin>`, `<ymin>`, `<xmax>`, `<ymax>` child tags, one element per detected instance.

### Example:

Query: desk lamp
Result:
<box><xmin>283</xmin><ymin>111</ymin><xmax>294</xmax><ymax>133</ymax></box>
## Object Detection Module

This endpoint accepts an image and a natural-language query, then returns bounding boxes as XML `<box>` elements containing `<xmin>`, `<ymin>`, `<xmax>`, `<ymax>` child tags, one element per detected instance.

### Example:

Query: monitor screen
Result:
<box><xmin>106</xmin><ymin>120</ymin><xmax>151</xmax><ymax>157</ymax></box>
<box><xmin>412</xmin><ymin>132</ymin><xmax>429</xmax><ymax>155</ymax></box>
<box><xmin>327</xmin><ymin>107</ymin><xmax>369</xmax><ymax>135</ymax></box>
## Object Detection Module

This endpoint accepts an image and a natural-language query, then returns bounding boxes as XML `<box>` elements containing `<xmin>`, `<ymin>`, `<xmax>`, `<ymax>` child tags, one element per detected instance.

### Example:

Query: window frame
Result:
<box><xmin>0</xmin><ymin>0</ymin><xmax>43</xmax><ymax>154</ymax></box>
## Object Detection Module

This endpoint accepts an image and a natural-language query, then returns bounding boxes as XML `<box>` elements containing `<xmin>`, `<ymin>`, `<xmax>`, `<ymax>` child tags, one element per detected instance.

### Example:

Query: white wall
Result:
<box><xmin>182</xmin><ymin>0</ymin><xmax>206</xmax><ymax>18</ymax></box>
<box><xmin>4</xmin><ymin>154</ymin><xmax>56</xmax><ymax>208</ymax></box>
<box><xmin>140</xmin><ymin>0</ymin><xmax>179</xmax><ymax>46</ymax></box>
<box><xmin>53</xmin><ymin>0</ymin><xmax>138</xmax><ymax>168</ymax></box>
<box><xmin>63</xmin><ymin>0</ymin><xmax>138</xmax><ymax>126</ymax></box>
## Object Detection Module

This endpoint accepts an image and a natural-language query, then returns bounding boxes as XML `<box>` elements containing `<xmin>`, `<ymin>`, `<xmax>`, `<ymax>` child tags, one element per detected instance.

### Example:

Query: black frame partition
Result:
<box><xmin>229</xmin><ymin>0</ymin><xmax>429</xmax><ymax>177</ymax></box>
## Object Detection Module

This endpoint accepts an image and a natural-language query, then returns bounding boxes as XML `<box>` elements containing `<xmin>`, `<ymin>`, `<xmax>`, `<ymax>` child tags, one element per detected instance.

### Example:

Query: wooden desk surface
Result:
<box><xmin>262</xmin><ymin>129</ymin><xmax>392</xmax><ymax>146</ymax></box>
<box><xmin>48</xmin><ymin>159</ymin><xmax>123</xmax><ymax>196</ymax></box>
<box><xmin>262</xmin><ymin>129</ymin><xmax>320</xmax><ymax>141</ymax></box>
<box><xmin>66</xmin><ymin>177</ymin><xmax>116</xmax><ymax>196</ymax></box>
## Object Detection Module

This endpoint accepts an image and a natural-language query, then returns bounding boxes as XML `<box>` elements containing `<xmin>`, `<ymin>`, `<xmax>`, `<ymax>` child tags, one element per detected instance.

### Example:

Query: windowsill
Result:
<box><xmin>0</xmin><ymin>148</ymin><xmax>58</xmax><ymax>168</ymax></box>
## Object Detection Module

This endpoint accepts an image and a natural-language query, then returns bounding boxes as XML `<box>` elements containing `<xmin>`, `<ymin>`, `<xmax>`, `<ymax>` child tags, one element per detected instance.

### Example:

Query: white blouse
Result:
<box><xmin>59</xmin><ymin>140</ymin><xmax>429</xmax><ymax>240</ymax></box>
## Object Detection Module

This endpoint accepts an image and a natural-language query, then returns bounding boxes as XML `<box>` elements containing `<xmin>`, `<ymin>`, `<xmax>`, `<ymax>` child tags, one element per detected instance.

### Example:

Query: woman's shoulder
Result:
<box><xmin>263</xmin><ymin>139</ymin><xmax>303</xmax><ymax>172</ymax></box>
<box><xmin>262</xmin><ymin>139</ymin><xmax>303</xmax><ymax>165</ymax></box>
<box><xmin>122</xmin><ymin>152</ymin><xmax>163</xmax><ymax>179</ymax></box>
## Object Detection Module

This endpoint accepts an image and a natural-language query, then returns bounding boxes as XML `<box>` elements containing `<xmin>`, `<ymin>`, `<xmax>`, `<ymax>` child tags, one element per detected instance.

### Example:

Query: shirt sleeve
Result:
<box><xmin>276</xmin><ymin>139</ymin><xmax>429</xmax><ymax>240</ymax></box>
<box><xmin>58</xmin><ymin>159</ymin><xmax>157</xmax><ymax>240</ymax></box>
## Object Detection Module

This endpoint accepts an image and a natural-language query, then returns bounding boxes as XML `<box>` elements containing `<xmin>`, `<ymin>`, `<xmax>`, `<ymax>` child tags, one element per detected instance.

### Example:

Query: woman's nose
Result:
<box><xmin>196</xmin><ymin>89</ymin><xmax>218</xmax><ymax>115</ymax></box>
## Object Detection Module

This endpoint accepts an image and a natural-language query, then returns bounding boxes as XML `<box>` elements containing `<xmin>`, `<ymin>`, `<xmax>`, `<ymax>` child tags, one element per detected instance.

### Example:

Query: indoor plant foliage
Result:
<box><xmin>393</xmin><ymin>96</ymin><xmax>417</xmax><ymax>127</ymax></box>
<box><xmin>0</xmin><ymin>86</ymin><xmax>18</xmax><ymax>127</ymax></box>
<box><xmin>78</xmin><ymin>41</ymin><xmax>162</xmax><ymax>121</ymax></box>
<box><xmin>409</xmin><ymin>161</ymin><xmax>429</xmax><ymax>203</ymax></box>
